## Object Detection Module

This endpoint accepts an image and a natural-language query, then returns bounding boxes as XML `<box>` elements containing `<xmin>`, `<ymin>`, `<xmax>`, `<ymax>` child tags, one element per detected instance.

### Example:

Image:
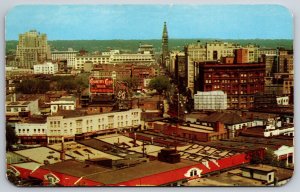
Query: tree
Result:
<box><xmin>148</xmin><ymin>76</ymin><xmax>171</xmax><ymax>95</ymax></box>
<box><xmin>251</xmin><ymin>149</ymin><xmax>287</xmax><ymax>168</ymax></box>
<box><xmin>6</xmin><ymin>124</ymin><xmax>18</xmax><ymax>151</ymax></box>
<box><xmin>121</xmin><ymin>76</ymin><xmax>139</xmax><ymax>91</ymax></box>
<box><xmin>16</xmin><ymin>79</ymin><xmax>50</xmax><ymax>94</ymax></box>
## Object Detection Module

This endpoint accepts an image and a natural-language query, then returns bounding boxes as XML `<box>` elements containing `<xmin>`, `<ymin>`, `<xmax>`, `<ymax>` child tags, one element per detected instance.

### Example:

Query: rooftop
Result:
<box><xmin>39</xmin><ymin>159</ymin><xmax>110</xmax><ymax>178</ymax></box>
<box><xmin>14</xmin><ymin>147</ymin><xmax>73</xmax><ymax>164</ymax></box>
<box><xmin>84</xmin><ymin>159</ymin><xmax>198</xmax><ymax>185</ymax></box>
<box><xmin>198</xmin><ymin>112</ymin><xmax>250</xmax><ymax>125</ymax></box>
<box><xmin>185</xmin><ymin>169</ymin><xmax>264</xmax><ymax>186</ymax></box>
<box><xmin>48</xmin><ymin>141</ymin><xmax>122</xmax><ymax>161</ymax></box>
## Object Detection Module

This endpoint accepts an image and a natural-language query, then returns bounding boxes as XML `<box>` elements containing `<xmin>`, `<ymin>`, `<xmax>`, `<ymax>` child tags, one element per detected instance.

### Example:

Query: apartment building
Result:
<box><xmin>15</xmin><ymin>30</ymin><xmax>51</xmax><ymax>69</ymax></box>
<box><xmin>51</xmin><ymin>48</ymin><xmax>78</xmax><ymax>68</ymax></box>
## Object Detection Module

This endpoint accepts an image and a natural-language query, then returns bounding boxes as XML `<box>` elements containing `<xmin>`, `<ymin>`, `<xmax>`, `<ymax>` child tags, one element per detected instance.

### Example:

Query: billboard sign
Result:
<box><xmin>89</xmin><ymin>77</ymin><xmax>114</xmax><ymax>94</ymax></box>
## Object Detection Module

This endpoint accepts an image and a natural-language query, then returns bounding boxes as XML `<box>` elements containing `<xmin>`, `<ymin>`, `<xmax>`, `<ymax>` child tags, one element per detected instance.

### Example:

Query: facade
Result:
<box><xmin>33</xmin><ymin>62</ymin><xmax>58</xmax><ymax>74</ymax></box>
<box><xmin>15</xmin><ymin>120</ymin><xmax>47</xmax><ymax>145</ymax></box>
<box><xmin>51</xmin><ymin>48</ymin><xmax>78</xmax><ymax>68</ymax></box>
<box><xmin>150</xmin><ymin>121</ymin><xmax>228</xmax><ymax>142</ymax></box>
<box><xmin>49</xmin><ymin>96</ymin><xmax>77</xmax><ymax>115</ymax></box>
<box><xmin>169</xmin><ymin>51</ymin><xmax>186</xmax><ymax>83</ymax></box>
<box><xmin>15</xmin><ymin>30</ymin><xmax>51</xmax><ymax>69</ymax></box>
<box><xmin>138</xmin><ymin>43</ymin><xmax>154</xmax><ymax>55</ymax></box>
<box><xmin>194</xmin><ymin>57</ymin><xmax>265</xmax><ymax>109</ymax></box>
<box><xmin>91</xmin><ymin>64</ymin><xmax>156</xmax><ymax>90</ymax></box>
<box><xmin>75</xmin><ymin>55</ymin><xmax>110</xmax><ymax>70</ymax></box>
<box><xmin>109</xmin><ymin>53</ymin><xmax>155</xmax><ymax>64</ymax></box>
<box><xmin>194</xmin><ymin>91</ymin><xmax>227</xmax><ymax>110</ymax></box>
<box><xmin>6</xmin><ymin>99</ymin><xmax>40</xmax><ymax>116</ymax></box>
<box><xmin>278</xmin><ymin>49</ymin><xmax>293</xmax><ymax>74</ymax></box>
<box><xmin>46</xmin><ymin>108</ymin><xmax>142</xmax><ymax>144</ymax></box>
<box><xmin>184</xmin><ymin>41</ymin><xmax>260</xmax><ymax>92</ymax></box>
<box><xmin>5</xmin><ymin>67</ymin><xmax>34</xmax><ymax>78</ymax></box>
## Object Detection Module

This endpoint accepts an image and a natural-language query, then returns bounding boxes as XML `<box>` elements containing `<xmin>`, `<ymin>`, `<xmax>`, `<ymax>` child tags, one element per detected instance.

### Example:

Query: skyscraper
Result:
<box><xmin>15</xmin><ymin>30</ymin><xmax>51</xmax><ymax>69</ymax></box>
<box><xmin>161</xmin><ymin>22</ymin><xmax>169</xmax><ymax>67</ymax></box>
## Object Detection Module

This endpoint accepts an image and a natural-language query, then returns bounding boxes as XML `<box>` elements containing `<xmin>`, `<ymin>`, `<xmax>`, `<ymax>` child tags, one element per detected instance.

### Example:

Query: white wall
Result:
<box><xmin>15</xmin><ymin>123</ymin><xmax>47</xmax><ymax>136</ymax></box>
<box><xmin>46</xmin><ymin>109</ymin><xmax>142</xmax><ymax>142</ymax></box>
<box><xmin>194</xmin><ymin>91</ymin><xmax>227</xmax><ymax>110</ymax></box>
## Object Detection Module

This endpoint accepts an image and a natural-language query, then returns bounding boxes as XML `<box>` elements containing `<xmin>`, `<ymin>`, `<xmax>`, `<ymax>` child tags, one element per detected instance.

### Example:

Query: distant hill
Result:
<box><xmin>6</xmin><ymin>39</ymin><xmax>293</xmax><ymax>54</ymax></box>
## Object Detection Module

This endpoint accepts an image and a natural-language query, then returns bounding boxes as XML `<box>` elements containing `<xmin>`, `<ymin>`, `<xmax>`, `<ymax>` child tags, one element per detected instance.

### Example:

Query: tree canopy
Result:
<box><xmin>16</xmin><ymin>79</ymin><xmax>50</xmax><ymax>94</ymax></box>
<box><xmin>6</xmin><ymin>124</ymin><xmax>18</xmax><ymax>151</ymax></box>
<box><xmin>148</xmin><ymin>76</ymin><xmax>171</xmax><ymax>94</ymax></box>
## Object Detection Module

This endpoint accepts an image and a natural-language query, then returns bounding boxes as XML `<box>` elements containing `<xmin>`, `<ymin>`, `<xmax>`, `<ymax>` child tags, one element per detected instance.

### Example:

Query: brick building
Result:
<box><xmin>194</xmin><ymin>55</ymin><xmax>265</xmax><ymax>109</ymax></box>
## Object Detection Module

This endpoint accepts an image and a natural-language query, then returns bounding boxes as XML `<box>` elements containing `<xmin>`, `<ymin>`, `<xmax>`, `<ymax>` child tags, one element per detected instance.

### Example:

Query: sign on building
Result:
<box><xmin>89</xmin><ymin>77</ymin><xmax>114</xmax><ymax>94</ymax></box>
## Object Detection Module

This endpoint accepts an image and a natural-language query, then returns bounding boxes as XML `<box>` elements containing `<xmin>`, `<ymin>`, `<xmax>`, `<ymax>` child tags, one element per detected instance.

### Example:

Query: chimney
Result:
<box><xmin>60</xmin><ymin>137</ymin><xmax>65</xmax><ymax>161</ymax></box>
<box><xmin>241</xmin><ymin>111</ymin><xmax>246</xmax><ymax>118</ymax></box>
<box><xmin>13</xmin><ymin>93</ymin><xmax>17</xmax><ymax>102</ymax></box>
<box><xmin>215</xmin><ymin>121</ymin><xmax>225</xmax><ymax>133</ymax></box>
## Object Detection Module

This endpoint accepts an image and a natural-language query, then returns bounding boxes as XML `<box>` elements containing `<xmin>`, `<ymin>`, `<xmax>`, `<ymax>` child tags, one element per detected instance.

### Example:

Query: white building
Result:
<box><xmin>276</xmin><ymin>96</ymin><xmax>289</xmax><ymax>105</ymax></box>
<box><xmin>75</xmin><ymin>55</ymin><xmax>110</xmax><ymax>70</ymax></box>
<box><xmin>46</xmin><ymin>108</ymin><xmax>142</xmax><ymax>144</ymax></box>
<box><xmin>49</xmin><ymin>96</ymin><xmax>77</xmax><ymax>115</ymax></box>
<box><xmin>263</xmin><ymin>123</ymin><xmax>294</xmax><ymax>137</ymax></box>
<box><xmin>194</xmin><ymin>91</ymin><xmax>227</xmax><ymax>110</ymax></box>
<box><xmin>33</xmin><ymin>62</ymin><xmax>58</xmax><ymax>74</ymax></box>
<box><xmin>109</xmin><ymin>53</ymin><xmax>155</xmax><ymax>64</ymax></box>
<box><xmin>6</xmin><ymin>99</ymin><xmax>40</xmax><ymax>116</ymax></box>
<box><xmin>15</xmin><ymin>122</ymin><xmax>47</xmax><ymax>137</ymax></box>
<box><xmin>102</xmin><ymin>49</ymin><xmax>120</xmax><ymax>56</ymax></box>
<box><xmin>51</xmin><ymin>48</ymin><xmax>78</xmax><ymax>68</ymax></box>
<box><xmin>5</xmin><ymin>67</ymin><xmax>34</xmax><ymax>78</ymax></box>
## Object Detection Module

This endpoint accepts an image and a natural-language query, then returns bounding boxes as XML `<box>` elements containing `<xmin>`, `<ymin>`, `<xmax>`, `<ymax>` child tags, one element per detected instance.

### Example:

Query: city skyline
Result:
<box><xmin>6</xmin><ymin>4</ymin><xmax>293</xmax><ymax>40</ymax></box>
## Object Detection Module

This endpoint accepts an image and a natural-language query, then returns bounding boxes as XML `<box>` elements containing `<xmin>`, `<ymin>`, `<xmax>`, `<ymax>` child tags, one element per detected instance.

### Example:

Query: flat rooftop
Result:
<box><xmin>185</xmin><ymin>169</ymin><xmax>264</xmax><ymax>186</ymax></box>
<box><xmin>96</xmin><ymin>134</ymin><xmax>164</xmax><ymax>157</ymax></box>
<box><xmin>84</xmin><ymin>159</ymin><xmax>198</xmax><ymax>185</ymax></box>
<box><xmin>10</xmin><ymin>162</ymin><xmax>41</xmax><ymax>171</ymax></box>
<box><xmin>78</xmin><ymin>138</ymin><xmax>141</xmax><ymax>159</ymax></box>
<box><xmin>14</xmin><ymin>147</ymin><xmax>72</xmax><ymax>164</ymax></box>
<box><xmin>39</xmin><ymin>159</ymin><xmax>110</xmax><ymax>178</ymax></box>
<box><xmin>178</xmin><ymin>144</ymin><xmax>237</xmax><ymax>163</ymax></box>
<box><xmin>48</xmin><ymin>141</ymin><xmax>122</xmax><ymax>161</ymax></box>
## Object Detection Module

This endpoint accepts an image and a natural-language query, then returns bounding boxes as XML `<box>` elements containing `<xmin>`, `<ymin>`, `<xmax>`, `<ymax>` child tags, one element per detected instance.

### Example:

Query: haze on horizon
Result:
<box><xmin>6</xmin><ymin>5</ymin><xmax>293</xmax><ymax>41</ymax></box>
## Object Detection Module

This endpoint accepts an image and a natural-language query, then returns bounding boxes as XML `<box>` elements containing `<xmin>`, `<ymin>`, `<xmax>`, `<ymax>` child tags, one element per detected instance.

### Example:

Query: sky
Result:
<box><xmin>5</xmin><ymin>4</ymin><xmax>293</xmax><ymax>40</ymax></box>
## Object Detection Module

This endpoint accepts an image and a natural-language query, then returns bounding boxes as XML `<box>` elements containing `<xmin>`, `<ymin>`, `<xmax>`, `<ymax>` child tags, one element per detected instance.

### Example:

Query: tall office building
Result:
<box><xmin>162</xmin><ymin>22</ymin><xmax>169</xmax><ymax>67</ymax></box>
<box><xmin>15</xmin><ymin>30</ymin><xmax>51</xmax><ymax>69</ymax></box>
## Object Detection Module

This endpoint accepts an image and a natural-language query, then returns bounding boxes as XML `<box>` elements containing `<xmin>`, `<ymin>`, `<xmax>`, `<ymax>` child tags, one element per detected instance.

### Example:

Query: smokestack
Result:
<box><xmin>134</xmin><ymin>133</ymin><xmax>137</xmax><ymax>145</ymax></box>
<box><xmin>215</xmin><ymin>121</ymin><xmax>224</xmax><ymax>133</ymax></box>
<box><xmin>13</xmin><ymin>93</ymin><xmax>17</xmax><ymax>102</ymax></box>
<box><xmin>60</xmin><ymin>137</ymin><xmax>65</xmax><ymax>161</ymax></box>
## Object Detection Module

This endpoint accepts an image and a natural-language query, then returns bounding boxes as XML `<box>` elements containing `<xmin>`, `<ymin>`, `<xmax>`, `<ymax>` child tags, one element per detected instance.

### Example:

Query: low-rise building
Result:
<box><xmin>194</xmin><ymin>91</ymin><xmax>227</xmax><ymax>110</ymax></box>
<box><xmin>46</xmin><ymin>108</ymin><xmax>142</xmax><ymax>144</ymax></box>
<box><xmin>49</xmin><ymin>96</ymin><xmax>77</xmax><ymax>115</ymax></box>
<box><xmin>51</xmin><ymin>48</ymin><xmax>78</xmax><ymax>68</ymax></box>
<box><xmin>6</xmin><ymin>98</ymin><xmax>40</xmax><ymax>117</ymax></box>
<box><xmin>33</xmin><ymin>62</ymin><xmax>58</xmax><ymax>74</ymax></box>
<box><xmin>185</xmin><ymin>164</ymin><xmax>293</xmax><ymax>186</ymax></box>
<box><xmin>15</xmin><ymin>117</ymin><xmax>47</xmax><ymax>145</ymax></box>
<box><xmin>149</xmin><ymin>121</ymin><xmax>227</xmax><ymax>142</ymax></box>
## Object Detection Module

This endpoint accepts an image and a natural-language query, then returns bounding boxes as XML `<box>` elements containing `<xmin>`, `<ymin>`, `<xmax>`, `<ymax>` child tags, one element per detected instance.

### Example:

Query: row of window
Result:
<box><xmin>18</xmin><ymin>128</ymin><xmax>45</xmax><ymax>134</ymax></box>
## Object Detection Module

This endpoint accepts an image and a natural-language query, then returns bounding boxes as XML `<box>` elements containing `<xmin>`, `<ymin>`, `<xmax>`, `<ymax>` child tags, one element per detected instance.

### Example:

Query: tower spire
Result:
<box><xmin>162</xmin><ymin>22</ymin><xmax>169</xmax><ymax>67</ymax></box>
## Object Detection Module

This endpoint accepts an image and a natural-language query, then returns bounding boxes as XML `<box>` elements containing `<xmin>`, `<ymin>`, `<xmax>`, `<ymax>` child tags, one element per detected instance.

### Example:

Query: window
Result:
<box><xmin>268</xmin><ymin>174</ymin><xmax>272</xmax><ymax>182</ymax></box>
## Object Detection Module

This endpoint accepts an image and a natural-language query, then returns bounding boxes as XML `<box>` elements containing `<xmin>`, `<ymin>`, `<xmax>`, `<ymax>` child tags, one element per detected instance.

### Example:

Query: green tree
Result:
<box><xmin>121</xmin><ymin>76</ymin><xmax>139</xmax><ymax>90</ymax></box>
<box><xmin>148</xmin><ymin>76</ymin><xmax>171</xmax><ymax>95</ymax></box>
<box><xmin>6</xmin><ymin>124</ymin><xmax>18</xmax><ymax>151</ymax></box>
<box><xmin>251</xmin><ymin>149</ymin><xmax>287</xmax><ymax>168</ymax></box>
<box><xmin>16</xmin><ymin>79</ymin><xmax>50</xmax><ymax>94</ymax></box>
